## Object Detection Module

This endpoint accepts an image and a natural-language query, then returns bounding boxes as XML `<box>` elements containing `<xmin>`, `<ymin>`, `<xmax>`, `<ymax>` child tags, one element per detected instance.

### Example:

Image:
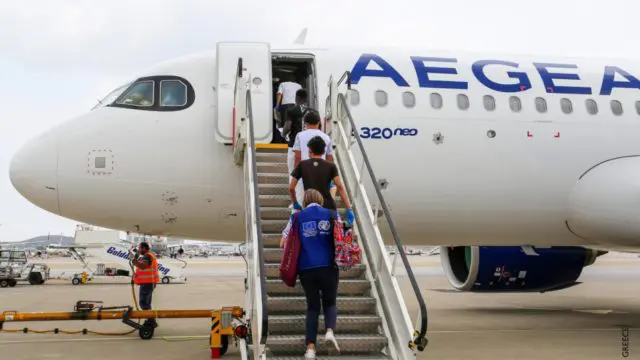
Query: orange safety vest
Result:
<box><xmin>133</xmin><ymin>252</ymin><xmax>160</xmax><ymax>285</ymax></box>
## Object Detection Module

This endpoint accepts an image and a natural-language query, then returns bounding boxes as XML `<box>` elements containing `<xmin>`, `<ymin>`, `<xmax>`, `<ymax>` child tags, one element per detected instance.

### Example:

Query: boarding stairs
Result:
<box><xmin>231</xmin><ymin>60</ymin><xmax>428</xmax><ymax>359</ymax></box>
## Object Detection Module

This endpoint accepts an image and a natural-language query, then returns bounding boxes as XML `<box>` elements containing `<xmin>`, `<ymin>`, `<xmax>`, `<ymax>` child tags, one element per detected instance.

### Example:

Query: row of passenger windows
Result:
<box><xmin>349</xmin><ymin>89</ymin><xmax>636</xmax><ymax>116</ymax></box>
<box><xmin>116</xmin><ymin>80</ymin><xmax>188</xmax><ymax>107</ymax></box>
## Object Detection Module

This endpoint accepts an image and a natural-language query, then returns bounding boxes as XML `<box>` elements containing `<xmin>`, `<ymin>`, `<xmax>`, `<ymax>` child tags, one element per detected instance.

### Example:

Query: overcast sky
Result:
<box><xmin>1</xmin><ymin>0</ymin><xmax>638</xmax><ymax>242</ymax></box>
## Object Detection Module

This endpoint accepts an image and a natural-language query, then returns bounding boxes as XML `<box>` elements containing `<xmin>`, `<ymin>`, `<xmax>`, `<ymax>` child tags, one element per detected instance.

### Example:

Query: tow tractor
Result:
<box><xmin>0</xmin><ymin>249</ymin><xmax>50</xmax><ymax>288</ymax></box>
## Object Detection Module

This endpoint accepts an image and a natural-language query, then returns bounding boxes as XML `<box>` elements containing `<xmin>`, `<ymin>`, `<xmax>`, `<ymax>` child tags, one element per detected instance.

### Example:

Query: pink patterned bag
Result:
<box><xmin>333</xmin><ymin>218</ymin><xmax>361</xmax><ymax>270</ymax></box>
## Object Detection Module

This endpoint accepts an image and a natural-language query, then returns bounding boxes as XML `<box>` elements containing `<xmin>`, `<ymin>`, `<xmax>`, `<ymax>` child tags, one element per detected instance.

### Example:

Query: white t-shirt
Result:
<box><xmin>293</xmin><ymin>129</ymin><xmax>333</xmax><ymax>160</ymax></box>
<box><xmin>277</xmin><ymin>82</ymin><xmax>302</xmax><ymax>105</ymax></box>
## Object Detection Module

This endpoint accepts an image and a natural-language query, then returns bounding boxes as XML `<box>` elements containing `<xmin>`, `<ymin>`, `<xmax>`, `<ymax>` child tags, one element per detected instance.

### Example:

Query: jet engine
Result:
<box><xmin>440</xmin><ymin>246</ymin><xmax>604</xmax><ymax>292</ymax></box>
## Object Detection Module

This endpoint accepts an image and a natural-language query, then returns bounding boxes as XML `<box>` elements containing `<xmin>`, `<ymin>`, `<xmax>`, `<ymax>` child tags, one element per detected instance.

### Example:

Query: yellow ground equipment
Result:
<box><xmin>0</xmin><ymin>301</ymin><xmax>247</xmax><ymax>359</ymax></box>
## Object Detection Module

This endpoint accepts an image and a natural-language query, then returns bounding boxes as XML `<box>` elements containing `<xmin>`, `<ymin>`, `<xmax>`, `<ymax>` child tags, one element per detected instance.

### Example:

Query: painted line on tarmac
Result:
<box><xmin>429</xmin><ymin>328</ymin><xmax>640</xmax><ymax>334</ymax></box>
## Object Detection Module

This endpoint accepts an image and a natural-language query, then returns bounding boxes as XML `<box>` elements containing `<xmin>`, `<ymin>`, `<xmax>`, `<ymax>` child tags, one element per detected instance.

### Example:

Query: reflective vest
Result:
<box><xmin>133</xmin><ymin>252</ymin><xmax>160</xmax><ymax>285</ymax></box>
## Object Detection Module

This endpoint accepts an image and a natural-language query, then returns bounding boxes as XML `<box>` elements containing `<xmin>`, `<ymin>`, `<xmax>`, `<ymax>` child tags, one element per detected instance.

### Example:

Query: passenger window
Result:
<box><xmin>535</xmin><ymin>97</ymin><xmax>547</xmax><ymax>113</ymax></box>
<box><xmin>349</xmin><ymin>89</ymin><xmax>360</xmax><ymax>106</ymax></box>
<box><xmin>117</xmin><ymin>81</ymin><xmax>154</xmax><ymax>107</ymax></box>
<box><xmin>560</xmin><ymin>98</ymin><xmax>573</xmax><ymax>114</ymax></box>
<box><xmin>457</xmin><ymin>94</ymin><xmax>470</xmax><ymax>110</ymax></box>
<box><xmin>374</xmin><ymin>90</ymin><xmax>388</xmax><ymax>107</ymax></box>
<box><xmin>430</xmin><ymin>93</ymin><xmax>443</xmax><ymax>109</ymax></box>
<box><xmin>483</xmin><ymin>95</ymin><xmax>496</xmax><ymax>111</ymax></box>
<box><xmin>611</xmin><ymin>100</ymin><xmax>623</xmax><ymax>116</ymax></box>
<box><xmin>585</xmin><ymin>99</ymin><xmax>598</xmax><ymax>115</ymax></box>
<box><xmin>160</xmin><ymin>80</ymin><xmax>187</xmax><ymax>107</ymax></box>
<box><xmin>509</xmin><ymin>96</ymin><xmax>522</xmax><ymax>112</ymax></box>
<box><xmin>402</xmin><ymin>91</ymin><xmax>416</xmax><ymax>108</ymax></box>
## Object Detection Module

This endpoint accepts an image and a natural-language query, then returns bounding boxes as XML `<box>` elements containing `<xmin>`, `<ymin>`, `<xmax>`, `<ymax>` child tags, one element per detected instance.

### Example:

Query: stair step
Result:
<box><xmin>256</xmin><ymin>145</ymin><xmax>288</xmax><ymax>153</ymax></box>
<box><xmin>266</xmin><ymin>279</ymin><xmax>370</xmax><ymax>296</ymax></box>
<box><xmin>259</xmin><ymin>195</ymin><xmax>345</xmax><ymax>208</ymax></box>
<box><xmin>263</xmin><ymin>263</ymin><xmax>366</xmax><ymax>279</ymax></box>
<box><xmin>261</xmin><ymin>207</ymin><xmax>350</xmax><ymax>221</ymax></box>
<box><xmin>266</xmin><ymin>334</ymin><xmax>388</xmax><ymax>356</ymax></box>
<box><xmin>258</xmin><ymin>162</ymin><xmax>288</xmax><ymax>174</ymax></box>
<box><xmin>258</xmin><ymin>184</ymin><xmax>291</xmax><ymax>196</ymax></box>
<box><xmin>261</xmin><ymin>219</ymin><xmax>289</xmax><ymax>233</ymax></box>
<box><xmin>262</xmin><ymin>233</ymin><xmax>283</xmax><ymax>248</ymax></box>
<box><xmin>268</xmin><ymin>297</ymin><xmax>377</xmax><ymax>315</ymax></box>
<box><xmin>256</xmin><ymin>152</ymin><xmax>288</xmax><ymax>163</ymax></box>
<box><xmin>258</xmin><ymin>173</ymin><xmax>289</xmax><ymax>185</ymax></box>
<box><xmin>264</xmin><ymin>248</ymin><xmax>284</xmax><ymax>263</ymax></box>
<box><xmin>268</xmin><ymin>315</ymin><xmax>382</xmax><ymax>335</ymax></box>
<box><xmin>270</xmin><ymin>357</ymin><xmax>390</xmax><ymax>360</ymax></box>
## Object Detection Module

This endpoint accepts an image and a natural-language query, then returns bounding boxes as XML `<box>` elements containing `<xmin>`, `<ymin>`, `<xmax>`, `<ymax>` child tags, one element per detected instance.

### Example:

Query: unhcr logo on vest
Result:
<box><xmin>106</xmin><ymin>247</ymin><xmax>171</xmax><ymax>276</ymax></box>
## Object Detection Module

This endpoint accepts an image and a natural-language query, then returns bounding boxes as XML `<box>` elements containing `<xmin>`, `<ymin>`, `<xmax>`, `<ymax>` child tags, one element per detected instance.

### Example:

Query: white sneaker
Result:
<box><xmin>325</xmin><ymin>329</ymin><xmax>341</xmax><ymax>353</ymax></box>
<box><xmin>304</xmin><ymin>348</ymin><xmax>316</xmax><ymax>359</ymax></box>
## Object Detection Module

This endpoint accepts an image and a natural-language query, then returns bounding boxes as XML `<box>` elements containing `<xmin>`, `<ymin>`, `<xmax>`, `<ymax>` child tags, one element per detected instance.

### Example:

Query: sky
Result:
<box><xmin>1</xmin><ymin>0</ymin><xmax>639</xmax><ymax>242</ymax></box>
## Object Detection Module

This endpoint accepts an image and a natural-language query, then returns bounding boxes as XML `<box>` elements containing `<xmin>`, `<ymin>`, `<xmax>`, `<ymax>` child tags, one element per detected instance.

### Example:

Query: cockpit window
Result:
<box><xmin>116</xmin><ymin>80</ymin><xmax>155</xmax><ymax>107</ymax></box>
<box><xmin>92</xmin><ymin>82</ymin><xmax>132</xmax><ymax>110</ymax></box>
<box><xmin>108</xmin><ymin>75</ymin><xmax>194</xmax><ymax>112</ymax></box>
<box><xmin>160</xmin><ymin>80</ymin><xmax>187</xmax><ymax>107</ymax></box>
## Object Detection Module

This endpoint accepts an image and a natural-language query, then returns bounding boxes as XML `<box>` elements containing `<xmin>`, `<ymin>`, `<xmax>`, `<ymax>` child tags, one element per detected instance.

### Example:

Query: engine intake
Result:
<box><xmin>440</xmin><ymin>246</ymin><xmax>602</xmax><ymax>292</ymax></box>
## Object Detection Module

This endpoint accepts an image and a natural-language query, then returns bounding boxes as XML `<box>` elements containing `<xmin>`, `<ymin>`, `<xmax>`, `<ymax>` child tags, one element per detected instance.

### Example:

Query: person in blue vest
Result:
<box><xmin>280</xmin><ymin>189</ymin><xmax>341</xmax><ymax>359</ymax></box>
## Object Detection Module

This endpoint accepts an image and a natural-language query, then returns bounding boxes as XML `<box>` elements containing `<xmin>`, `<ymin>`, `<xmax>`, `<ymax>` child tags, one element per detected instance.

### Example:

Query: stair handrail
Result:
<box><xmin>244</xmin><ymin>87</ymin><xmax>270</xmax><ymax>350</ymax></box>
<box><xmin>328</xmin><ymin>71</ymin><xmax>429</xmax><ymax>351</ymax></box>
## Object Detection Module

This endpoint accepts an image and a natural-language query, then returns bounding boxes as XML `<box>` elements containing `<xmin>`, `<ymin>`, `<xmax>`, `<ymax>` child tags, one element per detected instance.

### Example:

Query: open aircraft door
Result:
<box><xmin>215</xmin><ymin>42</ymin><xmax>272</xmax><ymax>144</ymax></box>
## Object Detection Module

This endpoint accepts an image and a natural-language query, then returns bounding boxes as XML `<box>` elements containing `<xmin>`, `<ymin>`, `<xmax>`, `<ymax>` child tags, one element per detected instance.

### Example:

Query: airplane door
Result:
<box><xmin>215</xmin><ymin>42</ymin><xmax>272</xmax><ymax>144</ymax></box>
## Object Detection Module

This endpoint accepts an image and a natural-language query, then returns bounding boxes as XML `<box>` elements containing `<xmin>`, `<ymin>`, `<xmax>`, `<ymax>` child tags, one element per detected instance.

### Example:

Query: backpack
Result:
<box><xmin>331</xmin><ymin>212</ymin><xmax>361</xmax><ymax>270</ymax></box>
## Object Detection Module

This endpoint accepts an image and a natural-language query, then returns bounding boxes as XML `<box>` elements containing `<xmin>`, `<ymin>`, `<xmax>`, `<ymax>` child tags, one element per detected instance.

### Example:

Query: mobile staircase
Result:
<box><xmin>232</xmin><ymin>60</ymin><xmax>428</xmax><ymax>359</ymax></box>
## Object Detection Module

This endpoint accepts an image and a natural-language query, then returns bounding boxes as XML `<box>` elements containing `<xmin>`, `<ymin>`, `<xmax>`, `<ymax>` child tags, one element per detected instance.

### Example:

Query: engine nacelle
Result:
<box><xmin>440</xmin><ymin>246</ymin><xmax>602</xmax><ymax>292</ymax></box>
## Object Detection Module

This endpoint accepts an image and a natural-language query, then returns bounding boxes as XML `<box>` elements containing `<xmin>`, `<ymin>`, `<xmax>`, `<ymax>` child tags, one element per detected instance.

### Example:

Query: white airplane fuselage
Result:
<box><xmin>10</xmin><ymin>45</ymin><xmax>640</xmax><ymax>251</ymax></box>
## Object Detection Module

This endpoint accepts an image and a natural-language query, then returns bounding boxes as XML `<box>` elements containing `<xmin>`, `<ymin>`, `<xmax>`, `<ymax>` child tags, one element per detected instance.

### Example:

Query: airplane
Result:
<box><xmin>10</xmin><ymin>36</ymin><xmax>640</xmax><ymax>293</ymax></box>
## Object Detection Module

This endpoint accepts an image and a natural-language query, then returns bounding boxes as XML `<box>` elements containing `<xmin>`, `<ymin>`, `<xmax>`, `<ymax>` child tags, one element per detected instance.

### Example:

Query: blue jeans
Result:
<box><xmin>139</xmin><ymin>284</ymin><xmax>154</xmax><ymax>310</ymax></box>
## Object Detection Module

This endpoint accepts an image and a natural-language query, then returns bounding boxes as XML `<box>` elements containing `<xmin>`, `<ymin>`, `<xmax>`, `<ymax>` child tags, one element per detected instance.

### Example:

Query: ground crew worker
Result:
<box><xmin>132</xmin><ymin>242</ymin><xmax>160</xmax><ymax>316</ymax></box>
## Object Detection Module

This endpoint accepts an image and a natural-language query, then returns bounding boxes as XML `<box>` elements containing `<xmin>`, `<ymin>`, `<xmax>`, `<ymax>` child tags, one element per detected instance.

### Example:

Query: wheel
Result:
<box><xmin>0</xmin><ymin>279</ymin><xmax>9</xmax><ymax>288</ymax></box>
<box><xmin>28</xmin><ymin>272</ymin><xmax>43</xmax><ymax>285</ymax></box>
<box><xmin>8</xmin><ymin>279</ymin><xmax>17</xmax><ymax>287</ymax></box>
<box><xmin>139</xmin><ymin>325</ymin><xmax>155</xmax><ymax>340</ymax></box>
<box><xmin>220</xmin><ymin>335</ymin><xmax>229</xmax><ymax>356</ymax></box>
<box><xmin>72</xmin><ymin>277</ymin><xmax>81</xmax><ymax>286</ymax></box>
<box><xmin>208</xmin><ymin>335</ymin><xmax>229</xmax><ymax>356</ymax></box>
<box><xmin>161</xmin><ymin>277</ymin><xmax>170</xmax><ymax>284</ymax></box>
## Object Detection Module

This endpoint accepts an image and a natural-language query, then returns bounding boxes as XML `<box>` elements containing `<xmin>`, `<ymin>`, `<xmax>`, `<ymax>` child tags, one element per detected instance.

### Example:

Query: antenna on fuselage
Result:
<box><xmin>293</xmin><ymin>28</ymin><xmax>307</xmax><ymax>45</ymax></box>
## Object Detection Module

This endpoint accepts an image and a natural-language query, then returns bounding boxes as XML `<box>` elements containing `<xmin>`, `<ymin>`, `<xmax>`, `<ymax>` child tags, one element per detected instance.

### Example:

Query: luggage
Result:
<box><xmin>279</xmin><ymin>213</ymin><xmax>301</xmax><ymax>287</ymax></box>
<box><xmin>333</xmin><ymin>216</ymin><xmax>361</xmax><ymax>270</ymax></box>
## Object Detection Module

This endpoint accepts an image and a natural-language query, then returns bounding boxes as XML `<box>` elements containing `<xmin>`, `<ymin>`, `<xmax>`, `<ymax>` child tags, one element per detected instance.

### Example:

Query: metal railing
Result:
<box><xmin>234</xmin><ymin>60</ymin><xmax>268</xmax><ymax>358</ymax></box>
<box><xmin>328</xmin><ymin>72</ymin><xmax>428</xmax><ymax>352</ymax></box>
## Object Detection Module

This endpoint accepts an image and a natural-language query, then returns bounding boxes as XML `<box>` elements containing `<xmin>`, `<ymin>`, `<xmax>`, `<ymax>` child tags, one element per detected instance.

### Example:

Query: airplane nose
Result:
<box><xmin>9</xmin><ymin>132</ymin><xmax>60</xmax><ymax>214</ymax></box>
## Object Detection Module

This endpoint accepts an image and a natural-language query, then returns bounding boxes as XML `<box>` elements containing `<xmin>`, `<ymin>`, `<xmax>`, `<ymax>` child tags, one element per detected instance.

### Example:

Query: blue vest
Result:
<box><xmin>296</xmin><ymin>205</ymin><xmax>335</xmax><ymax>271</ymax></box>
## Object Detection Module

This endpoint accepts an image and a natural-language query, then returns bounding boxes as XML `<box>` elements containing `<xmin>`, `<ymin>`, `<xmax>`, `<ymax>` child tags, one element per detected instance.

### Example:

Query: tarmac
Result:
<box><xmin>0</xmin><ymin>253</ymin><xmax>639</xmax><ymax>359</ymax></box>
